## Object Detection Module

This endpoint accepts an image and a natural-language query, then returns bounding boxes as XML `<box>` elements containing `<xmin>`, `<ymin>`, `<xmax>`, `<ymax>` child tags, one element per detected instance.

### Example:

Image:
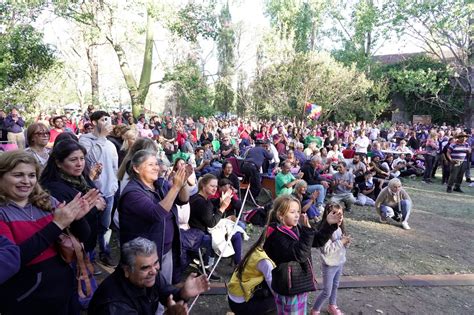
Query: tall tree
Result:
<box><xmin>57</xmin><ymin>0</ymin><xmax>219</xmax><ymax>117</ymax></box>
<box><xmin>387</xmin><ymin>0</ymin><xmax>474</xmax><ymax>127</ymax></box>
<box><xmin>214</xmin><ymin>2</ymin><xmax>236</xmax><ymax>115</ymax></box>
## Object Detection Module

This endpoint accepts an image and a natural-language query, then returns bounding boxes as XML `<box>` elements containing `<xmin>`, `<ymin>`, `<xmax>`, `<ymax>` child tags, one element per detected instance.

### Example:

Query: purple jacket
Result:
<box><xmin>0</xmin><ymin>236</ymin><xmax>20</xmax><ymax>284</ymax></box>
<box><xmin>4</xmin><ymin>115</ymin><xmax>24</xmax><ymax>133</ymax></box>
<box><xmin>118</xmin><ymin>178</ymin><xmax>185</xmax><ymax>283</ymax></box>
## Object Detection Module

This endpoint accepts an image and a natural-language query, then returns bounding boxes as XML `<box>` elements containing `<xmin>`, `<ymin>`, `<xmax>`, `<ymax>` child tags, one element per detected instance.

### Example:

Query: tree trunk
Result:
<box><xmin>87</xmin><ymin>44</ymin><xmax>99</xmax><ymax>107</ymax></box>
<box><xmin>137</xmin><ymin>5</ymin><xmax>154</xmax><ymax>115</ymax></box>
<box><xmin>465</xmin><ymin>14</ymin><xmax>474</xmax><ymax>128</ymax></box>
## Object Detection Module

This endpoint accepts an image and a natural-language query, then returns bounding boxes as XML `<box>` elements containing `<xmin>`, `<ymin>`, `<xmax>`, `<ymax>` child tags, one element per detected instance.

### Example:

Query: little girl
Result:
<box><xmin>264</xmin><ymin>195</ymin><xmax>342</xmax><ymax>314</ymax></box>
<box><xmin>311</xmin><ymin>203</ymin><xmax>352</xmax><ymax>315</ymax></box>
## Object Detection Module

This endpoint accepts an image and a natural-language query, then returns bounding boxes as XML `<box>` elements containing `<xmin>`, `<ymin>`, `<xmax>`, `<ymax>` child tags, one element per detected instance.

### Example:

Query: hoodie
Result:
<box><xmin>79</xmin><ymin>133</ymin><xmax>118</xmax><ymax>197</ymax></box>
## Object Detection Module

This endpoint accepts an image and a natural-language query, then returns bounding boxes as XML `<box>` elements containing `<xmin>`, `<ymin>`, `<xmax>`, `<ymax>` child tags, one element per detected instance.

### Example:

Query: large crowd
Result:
<box><xmin>0</xmin><ymin>105</ymin><xmax>472</xmax><ymax>315</ymax></box>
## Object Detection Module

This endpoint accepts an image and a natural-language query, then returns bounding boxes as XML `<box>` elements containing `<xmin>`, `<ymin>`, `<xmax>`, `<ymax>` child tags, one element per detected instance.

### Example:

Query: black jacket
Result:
<box><xmin>300</xmin><ymin>161</ymin><xmax>325</xmax><ymax>186</ymax></box>
<box><xmin>88</xmin><ymin>268</ymin><xmax>182</xmax><ymax>315</ymax></box>
<box><xmin>263</xmin><ymin>222</ymin><xmax>337</xmax><ymax>294</ymax></box>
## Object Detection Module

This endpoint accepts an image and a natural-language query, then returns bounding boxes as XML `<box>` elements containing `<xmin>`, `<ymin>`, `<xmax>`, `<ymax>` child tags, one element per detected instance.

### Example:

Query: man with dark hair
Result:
<box><xmin>331</xmin><ymin>161</ymin><xmax>356</xmax><ymax>212</ymax></box>
<box><xmin>446</xmin><ymin>132</ymin><xmax>471</xmax><ymax>193</ymax></box>
<box><xmin>47</xmin><ymin>116</ymin><xmax>65</xmax><ymax>148</ymax></box>
<box><xmin>79</xmin><ymin>110</ymin><xmax>118</xmax><ymax>266</ymax></box>
<box><xmin>88</xmin><ymin>237</ymin><xmax>210</xmax><ymax>315</ymax></box>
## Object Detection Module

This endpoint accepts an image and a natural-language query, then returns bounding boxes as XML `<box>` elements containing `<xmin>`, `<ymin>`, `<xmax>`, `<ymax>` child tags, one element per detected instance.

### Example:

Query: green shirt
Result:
<box><xmin>275</xmin><ymin>172</ymin><xmax>296</xmax><ymax>196</ymax></box>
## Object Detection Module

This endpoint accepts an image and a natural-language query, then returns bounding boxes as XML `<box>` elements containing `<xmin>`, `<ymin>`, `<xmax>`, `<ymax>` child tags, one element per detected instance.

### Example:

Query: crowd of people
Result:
<box><xmin>0</xmin><ymin>105</ymin><xmax>473</xmax><ymax>315</ymax></box>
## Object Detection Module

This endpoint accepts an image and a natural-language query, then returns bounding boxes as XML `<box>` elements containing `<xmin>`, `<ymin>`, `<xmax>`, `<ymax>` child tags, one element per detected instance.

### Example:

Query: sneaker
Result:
<box><xmin>310</xmin><ymin>309</ymin><xmax>321</xmax><ymax>315</ymax></box>
<box><xmin>453</xmin><ymin>187</ymin><xmax>464</xmax><ymax>193</ymax></box>
<box><xmin>99</xmin><ymin>253</ymin><xmax>117</xmax><ymax>267</ymax></box>
<box><xmin>421</xmin><ymin>180</ymin><xmax>430</xmax><ymax>184</ymax></box>
<box><xmin>401</xmin><ymin>221</ymin><xmax>411</xmax><ymax>230</ymax></box>
<box><xmin>192</xmin><ymin>258</ymin><xmax>210</xmax><ymax>269</ymax></box>
<box><xmin>190</xmin><ymin>264</ymin><xmax>221</xmax><ymax>281</ymax></box>
<box><xmin>447</xmin><ymin>186</ymin><xmax>453</xmax><ymax>193</ymax></box>
<box><xmin>466</xmin><ymin>178</ymin><xmax>472</xmax><ymax>183</ymax></box>
<box><xmin>327</xmin><ymin>304</ymin><xmax>344</xmax><ymax>315</ymax></box>
<box><xmin>379</xmin><ymin>216</ymin><xmax>388</xmax><ymax>224</ymax></box>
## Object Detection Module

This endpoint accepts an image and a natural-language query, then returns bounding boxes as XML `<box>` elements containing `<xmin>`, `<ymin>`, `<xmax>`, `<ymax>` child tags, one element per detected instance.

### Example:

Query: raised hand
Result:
<box><xmin>326</xmin><ymin>209</ymin><xmax>343</xmax><ymax>226</ymax></box>
<box><xmin>82</xmin><ymin>189</ymin><xmax>101</xmax><ymax>211</ymax></box>
<box><xmin>219</xmin><ymin>190</ymin><xmax>232</xmax><ymax>212</ymax></box>
<box><xmin>180</xmin><ymin>273</ymin><xmax>211</xmax><ymax>300</ymax></box>
<box><xmin>53</xmin><ymin>193</ymin><xmax>90</xmax><ymax>229</ymax></box>
<box><xmin>299</xmin><ymin>212</ymin><xmax>311</xmax><ymax>228</ymax></box>
<box><xmin>172</xmin><ymin>167</ymin><xmax>187</xmax><ymax>189</ymax></box>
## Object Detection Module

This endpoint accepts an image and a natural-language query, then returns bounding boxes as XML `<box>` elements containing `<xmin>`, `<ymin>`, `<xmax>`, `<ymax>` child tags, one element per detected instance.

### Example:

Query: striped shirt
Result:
<box><xmin>448</xmin><ymin>142</ymin><xmax>470</xmax><ymax>162</ymax></box>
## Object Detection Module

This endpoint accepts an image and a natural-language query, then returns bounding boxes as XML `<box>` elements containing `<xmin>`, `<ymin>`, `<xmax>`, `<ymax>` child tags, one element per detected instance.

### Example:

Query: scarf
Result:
<box><xmin>59</xmin><ymin>171</ymin><xmax>92</xmax><ymax>194</ymax></box>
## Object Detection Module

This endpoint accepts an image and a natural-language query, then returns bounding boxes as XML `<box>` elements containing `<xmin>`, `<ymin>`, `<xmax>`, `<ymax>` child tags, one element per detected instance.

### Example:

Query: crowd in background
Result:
<box><xmin>0</xmin><ymin>105</ymin><xmax>473</xmax><ymax>315</ymax></box>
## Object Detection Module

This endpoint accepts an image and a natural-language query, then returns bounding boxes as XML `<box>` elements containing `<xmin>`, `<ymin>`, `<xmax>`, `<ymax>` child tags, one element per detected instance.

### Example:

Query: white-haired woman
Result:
<box><xmin>375</xmin><ymin>178</ymin><xmax>412</xmax><ymax>230</ymax></box>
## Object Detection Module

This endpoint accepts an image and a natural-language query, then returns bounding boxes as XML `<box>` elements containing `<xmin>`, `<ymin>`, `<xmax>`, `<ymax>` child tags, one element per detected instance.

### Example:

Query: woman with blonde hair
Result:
<box><xmin>375</xmin><ymin>178</ymin><xmax>412</xmax><ymax>230</ymax></box>
<box><xmin>119</xmin><ymin>129</ymin><xmax>139</xmax><ymax>166</ymax></box>
<box><xmin>263</xmin><ymin>195</ymin><xmax>342</xmax><ymax>314</ymax></box>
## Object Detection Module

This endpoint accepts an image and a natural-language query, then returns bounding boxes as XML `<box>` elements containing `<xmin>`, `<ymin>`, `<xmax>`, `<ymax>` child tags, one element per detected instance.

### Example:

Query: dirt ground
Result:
<box><xmin>191</xmin><ymin>177</ymin><xmax>474</xmax><ymax>315</ymax></box>
<box><xmin>99</xmin><ymin>176</ymin><xmax>474</xmax><ymax>314</ymax></box>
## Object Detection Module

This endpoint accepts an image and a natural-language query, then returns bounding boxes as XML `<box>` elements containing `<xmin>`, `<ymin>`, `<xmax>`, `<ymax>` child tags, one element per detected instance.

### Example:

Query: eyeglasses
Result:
<box><xmin>34</xmin><ymin>132</ymin><xmax>50</xmax><ymax>137</ymax></box>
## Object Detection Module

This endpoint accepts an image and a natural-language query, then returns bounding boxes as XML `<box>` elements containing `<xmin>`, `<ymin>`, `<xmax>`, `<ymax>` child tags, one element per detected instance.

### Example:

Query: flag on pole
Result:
<box><xmin>305</xmin><ymin>102</ymin><xmax>322</xmax><ymax>120</ymax></box>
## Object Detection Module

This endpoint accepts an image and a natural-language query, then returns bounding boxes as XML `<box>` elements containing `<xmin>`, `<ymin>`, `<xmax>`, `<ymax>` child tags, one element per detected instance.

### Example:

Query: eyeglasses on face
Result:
<box><xmin>34</xmin><ymin>132</ymin><xmax>50</xmax><ymax>137</ymax></box>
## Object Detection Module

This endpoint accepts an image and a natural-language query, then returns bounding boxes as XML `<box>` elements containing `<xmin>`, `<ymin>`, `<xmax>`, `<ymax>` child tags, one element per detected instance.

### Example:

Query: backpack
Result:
<box><xmin>244</xmin><ymin>203</ymin><xmax>272</xmax><ymax>226</ymax></box>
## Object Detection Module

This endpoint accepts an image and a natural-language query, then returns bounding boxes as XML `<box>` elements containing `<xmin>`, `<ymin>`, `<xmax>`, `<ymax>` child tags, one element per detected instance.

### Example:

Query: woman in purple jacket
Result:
<box><xmin>119</xmin><ymin>150</ymin><xmax>191</xmax><ymax>285</ymax></box>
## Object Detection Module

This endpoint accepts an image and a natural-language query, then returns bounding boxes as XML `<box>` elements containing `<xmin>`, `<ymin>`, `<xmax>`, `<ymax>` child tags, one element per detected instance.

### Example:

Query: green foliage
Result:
<box><xmin>167</xmin><ymin>1</ymin><xmax>219</xmax><ymax>42</ymax></box>
<box><xmin>251</xmin><ymin>52</ymin><xmax>389</xmax><ymax>121</ymax></box>
<box><xmin>162</xmin><ymin>59</ymin><xmax>215</xmax><ymax>117</ymax></box>
<box><xmin>264</xmin><ymin>0</ymin><xmax>325</xmax><ymax>52</ymax></box>
<box><xmin>376</xmin><ymin>55</ymin><xmax>463</xmax><ymax>124</ymax></box>
<box><xmin>214</xmin><ymin>78</ymin><xmax>235</xmax><ymax>115</ymax></box>
<box><xmin>217</xmin><ymin>2</ymin><xmax>235</xmax><ymax>76</ymax></box>
<box><xmin>0</xmin><ymin>25</ymin><xmax>56</xmax><ymax>111</ymax></box>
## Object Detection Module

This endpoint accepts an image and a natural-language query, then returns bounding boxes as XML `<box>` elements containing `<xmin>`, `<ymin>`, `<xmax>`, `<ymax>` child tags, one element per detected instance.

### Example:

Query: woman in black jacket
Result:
<box><xmin>263</xmin><ymin>195</ymin><xmax>341</xmax><ymax>314</ymax></box>
<box><xmin>40</xmin><ymin>139</ymin><xmax>105</xmax><ymax>263</ymax></box>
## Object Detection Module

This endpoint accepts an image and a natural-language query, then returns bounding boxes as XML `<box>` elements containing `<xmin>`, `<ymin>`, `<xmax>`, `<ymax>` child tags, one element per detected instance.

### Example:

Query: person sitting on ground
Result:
<box><xmin>346</xmin><ymin>153</ymin><xmax>366</xmax><ymax>184</ymax></box>
<box><xmin>275</xmin><ymin>161</ymin><xmax>304</xmax><ymax>197</ymax></box>
<box><xmin>355</xmin><ymin>171</ymin><xmax>382</xmax><ymax>207</ymax></box>
<box><xmin>375</xmin><ymin>178</ymin><xmax>412</xmax><ymax>230</ymax></box>
<box><xmin>88</xmin><ymin>237</ymin><xmax>210</xmax><ymax>315</ymax></box>
<box><xmin>292</xmin><ymin>179</ymin><xmax>322</xmax><ymax>220</ymax></box>
<box><xmin>330</xmin><ymin>161</ymin><xmax>356</xmax><ymax>213</ymax></box>
<box><xmin>300</xmin><ymin>156</ymin><xmax>329</xmax><ymax>207</ymax></box>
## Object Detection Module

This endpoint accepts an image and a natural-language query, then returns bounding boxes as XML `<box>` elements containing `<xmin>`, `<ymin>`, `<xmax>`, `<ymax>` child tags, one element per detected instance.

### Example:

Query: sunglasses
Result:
<box><xmin>34</xmin><ymin>132</ymin><xmax>50</xmax><ymax>137</ymax></box>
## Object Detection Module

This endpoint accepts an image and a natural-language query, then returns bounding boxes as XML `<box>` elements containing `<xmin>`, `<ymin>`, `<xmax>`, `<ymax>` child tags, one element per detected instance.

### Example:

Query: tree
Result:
<box><xmin>162</xmin><ymin>58</ymin><xmax>215</xmax><ymax>117</ymax></box>
<box><xmin>329</xmin><ymin>0</ymin><xmax>394</xmax><ymax>74</ymax></box>
<box><xmin>56</xmin><ymin>0</ymin><xmax>219</xmax><ymax>117</ymax></box>
<box><xmin>386</xmin><ymin>0</ymin><xmax>474</xmax><ymax>127</ymax></box>
<box><xmin>377</xmin><ymin>55</ymin><xmax>462</xmax><ymax>124</ymax></box>
<box><xmin>251</xmin><ymin>51</ymin><xmax>388</xmax><ymax>121</ymax></box>
<box><xmin>214</xmin><ymin>2</ymin><xmax>235</xmax><ymax>115</ymax></box>
<box><xmin>264</xmin><ymin>0</ymin><xmax>327</xmax><ymax>52</ymax></box>
<box><xmin>0</xmin><ymin>25</ymin><xmax>56</xmax><ymax>113</ymax></box>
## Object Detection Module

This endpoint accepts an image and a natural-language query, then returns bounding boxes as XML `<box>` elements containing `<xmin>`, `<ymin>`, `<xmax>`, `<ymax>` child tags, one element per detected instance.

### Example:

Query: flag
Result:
<box><xmin>305</xmin><ymin>102</ymin><xmax>322</xmax><ymax>120</ymax></box>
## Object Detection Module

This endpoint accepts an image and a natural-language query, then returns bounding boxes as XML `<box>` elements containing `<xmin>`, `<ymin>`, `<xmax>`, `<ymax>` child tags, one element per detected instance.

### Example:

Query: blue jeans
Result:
<box><xmin>380</xmin><ymin>199</ymin><xmax>412</xmax><ymax>222</ymax></box>
<box><xmin>98</xmin><ymin>195</ymin><xmax>114</xmax><ymax>256</ymax></box>
<box><xmin>307</xmin><ymin>184</ymin><xmax>326</xmax><ymax>206</ymax></box>
<box><xmin>313</xmin><ymin>263</ymin><xmax>343</xmax><ymax>310</ymax></box>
